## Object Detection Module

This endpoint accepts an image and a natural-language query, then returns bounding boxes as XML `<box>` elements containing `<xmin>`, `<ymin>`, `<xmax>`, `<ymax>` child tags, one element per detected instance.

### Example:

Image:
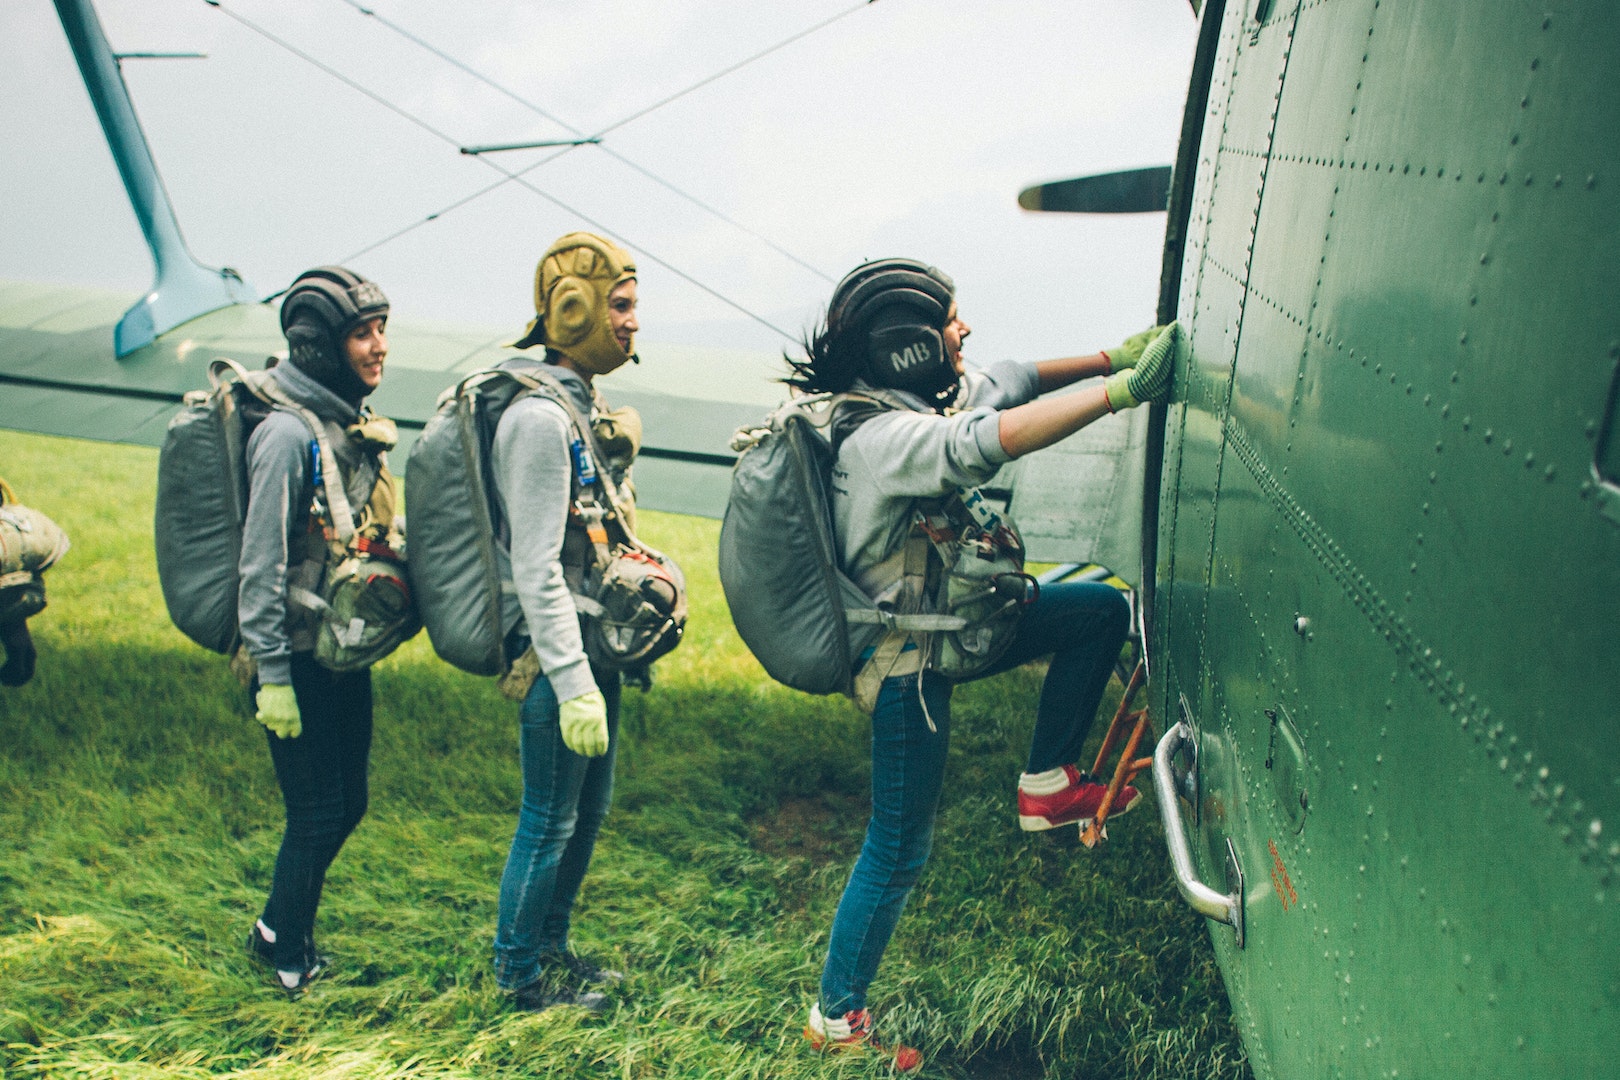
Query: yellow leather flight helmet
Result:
<box><xmin>511</xmin><ymin>232</ymin><xmax>637</xmax><ymax>375</ymax></box>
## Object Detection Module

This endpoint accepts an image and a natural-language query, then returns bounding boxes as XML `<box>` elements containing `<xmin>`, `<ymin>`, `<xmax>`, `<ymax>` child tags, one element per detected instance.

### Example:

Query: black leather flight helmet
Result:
<box><xmin>280</xmin><ymin>266</ymin><xmax>389</xmax><ymax>340</ymax></box>
<box><xmin>828</xmin><ymin>258</ymin><xmax>956</xmax><ymax>398</ymax></box>
<box><xmin>279</xmin><ymin>266</ymin><xmax>389</xmax><ymax>402</ymax></box>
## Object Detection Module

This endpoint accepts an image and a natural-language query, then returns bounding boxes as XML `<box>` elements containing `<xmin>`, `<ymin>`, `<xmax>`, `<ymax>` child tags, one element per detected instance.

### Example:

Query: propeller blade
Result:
<box><xmin>1017</xmin><ymin>166</ymin><xmax>1173</xmax><ymax>214</ymax></box>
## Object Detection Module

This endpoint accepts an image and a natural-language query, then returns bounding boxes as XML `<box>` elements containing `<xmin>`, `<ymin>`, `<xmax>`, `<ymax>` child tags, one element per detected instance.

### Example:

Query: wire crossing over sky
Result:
<box><xmin>335</xmin><ymin>0</ymin><xmax>857</xmax><ymax>284</ymax></box>
<box><xmin>202</xmin><ymin>0</ymin><xmax>876</xmax><ymax>340</ymax></box>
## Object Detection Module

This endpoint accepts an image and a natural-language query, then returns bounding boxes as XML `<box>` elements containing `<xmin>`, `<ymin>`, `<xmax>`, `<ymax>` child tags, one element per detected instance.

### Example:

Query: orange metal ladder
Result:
<box><xmin>1079</xmin><ymin>660</ymin><xmax>1153</xmax><ymax>848</ymax></box>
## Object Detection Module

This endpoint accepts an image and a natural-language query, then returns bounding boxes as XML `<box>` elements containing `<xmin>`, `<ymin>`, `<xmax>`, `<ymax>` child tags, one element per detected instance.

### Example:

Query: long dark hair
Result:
<box><xmin>784</xmin><ymin>257</ymin><xmax>956</xmax><ymax>399</ymax></box>
<box><xmin>781</xmin><ymin>315</ymin><xmax>862</xmax><ymax>396</ymax></box>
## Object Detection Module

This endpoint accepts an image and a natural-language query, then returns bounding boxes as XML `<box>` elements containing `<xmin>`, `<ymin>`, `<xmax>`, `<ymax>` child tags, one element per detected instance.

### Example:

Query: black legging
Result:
<box><xmin>260</xmin><ymin>652</ymin><xmax>372</xmax><ymax>971</ymax></box>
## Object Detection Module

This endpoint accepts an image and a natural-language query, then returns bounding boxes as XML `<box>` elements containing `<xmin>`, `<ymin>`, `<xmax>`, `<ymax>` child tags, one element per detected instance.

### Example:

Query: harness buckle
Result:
<box><xmin>992</xmin><ymin>572</ymin><xmax>1040</xmax><ymax>607</ymax></box>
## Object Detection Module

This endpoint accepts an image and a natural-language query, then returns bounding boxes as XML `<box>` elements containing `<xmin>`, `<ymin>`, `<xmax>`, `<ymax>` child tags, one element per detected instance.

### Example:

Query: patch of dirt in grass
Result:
<box><xmin>747</xmin><ymin>792</ymin><xmax>866</xmax><ymax>864</ymax></box>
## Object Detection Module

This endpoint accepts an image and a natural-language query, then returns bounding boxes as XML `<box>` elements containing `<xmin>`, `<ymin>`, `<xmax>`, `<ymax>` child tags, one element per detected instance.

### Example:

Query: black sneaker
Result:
<box><xmin>544</xmin><ymin>950</ymin><xmax>624</xmax><ymax>988</ymax></box>
<box><xmin>275</xmin><ymin>965</ymin><xmax>320</xmax><ymax>999</ymax></box>
<box><xmin>249</xmin><ymin>924</ymin><xmax>328</xmax><ymax>997</ymax></box>
<box><xmin>510</xmin><ymin>979</ymin><xmax>609</xmax><ymax>1014</ymax></box>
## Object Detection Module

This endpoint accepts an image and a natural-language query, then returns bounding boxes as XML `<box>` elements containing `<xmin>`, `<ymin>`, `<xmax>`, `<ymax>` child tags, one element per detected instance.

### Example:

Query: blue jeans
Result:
<box><xmin>493</xmin><ymin>667</ymin><xmax>621</xmax><ymax>991</ymax></box>
<box><xmin>819</xmin><ymin>580</ymin><xmax>1128</xmax><ymax>1015</ymax></box>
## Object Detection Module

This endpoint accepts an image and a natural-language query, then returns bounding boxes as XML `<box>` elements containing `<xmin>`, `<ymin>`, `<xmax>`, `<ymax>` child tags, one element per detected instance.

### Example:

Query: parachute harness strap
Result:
<box><xmin>505</xmin><ymin>369</ymin><xmax>677</xmax><ymax>664</ymax></box>
<box><xmin>235</xmin><ymin>362</ymin><xmax>359</xmax><ymax>544</ymax></box>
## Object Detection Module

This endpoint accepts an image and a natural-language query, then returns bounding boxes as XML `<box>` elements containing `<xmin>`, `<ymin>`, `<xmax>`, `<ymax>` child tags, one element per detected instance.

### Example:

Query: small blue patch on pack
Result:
<box><xmin>570</xmin><ymin>438</ymin><xmax>597</xmax><ymax>487</ymax></box>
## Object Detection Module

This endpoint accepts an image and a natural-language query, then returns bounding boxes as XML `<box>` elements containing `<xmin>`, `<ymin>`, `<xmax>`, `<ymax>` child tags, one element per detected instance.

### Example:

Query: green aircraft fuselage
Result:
<box><xmin>1145</xmin><ymin>1</ymin><xmax>1619</xmax><ymax>1076</ymax></box>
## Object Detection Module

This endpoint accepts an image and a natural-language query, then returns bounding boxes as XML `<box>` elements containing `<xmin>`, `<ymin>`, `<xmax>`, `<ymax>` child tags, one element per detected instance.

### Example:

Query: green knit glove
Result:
<box><xmin>1103</xmin><ymin>322</ymin><xmax>1179</xmax><ymax>411</ymax></box>
<box><xmin>559</xmin><ymin>689</ymin><xmax>609</xmax><ymax>757</ymax></box>
<box><xmin>255</xmin><ymin>683</ymin><xmax>302</xmax><ymax>740</ymax></box>
<box><xmin>1102</xmin><ymin>324</ymin><xmax>1168</xmax><ymax>372</ymax></box>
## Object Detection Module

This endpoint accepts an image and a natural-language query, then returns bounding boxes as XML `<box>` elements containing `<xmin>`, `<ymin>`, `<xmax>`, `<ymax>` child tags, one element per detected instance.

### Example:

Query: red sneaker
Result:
<box><xmin>805</xmin><ymin>1003</ymin><xmax>923</xmax><ymax>1073</ymax></box>
<box><xmin>1018</xmin><ymin>764</ymin><xmax>1139</xmax><ymax>831</ymax></box>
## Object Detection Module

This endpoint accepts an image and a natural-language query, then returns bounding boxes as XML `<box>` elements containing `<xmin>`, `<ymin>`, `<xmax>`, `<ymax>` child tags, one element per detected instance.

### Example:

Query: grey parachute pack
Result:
<box><xmin>404</xmin><ymin>365</ymin><xmax>685</xmax><ymax>686</ymax></box>
<box><xmin>0</xmin><ymin>475</ymin><xmax>71</xmax><ymax>687</ymax></box>
<box><xmin>0</xmin><ymin>476</ymin><xmax>70</xmax><ymax>626</ymax></box>
<box><xmin>154</xmin><ymin>358</ymin><xmax>415</xmax><ymax>672</ymax></box>
<box><xmin>719</xmin><ymin>392</ymin><xmax>1034</xmax><ymax>709</ymax></box>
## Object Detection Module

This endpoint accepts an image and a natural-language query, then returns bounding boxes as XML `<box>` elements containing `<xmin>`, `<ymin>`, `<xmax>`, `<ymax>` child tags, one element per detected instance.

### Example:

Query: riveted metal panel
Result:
<box><xmin>1295</xmin><ymin>5</ymin><xmax>1620</xmax><ymax>839</ymax></box>
<box><xmin>1161</xmin><ymin>1</ymin><xmax>1296</xmax><ymax>740</ymax></box>
<box><xmin>1159</xmin><ymin>7</ymin><xmax>1309</xmax><ymax>1080</ymax></box>
<box><xmin>1289</xmin><ymin>158</ymin><xmax>1468</xmax><ymax>583</ymax></box>
<box><xmin>1239</xmin><ymin>155</ymin><xmax>1337</xmax><ymax>344</ymax></box>
<box><xmin>1267</xmin><ymin>0</ymin><xmax>1377</xmax><ymax>163</ymax></box>
<box><xmin>1201</xmin><ymin>408</ymin><xmax>1317</xmax><ymax>1076</ymax></box>
<box><xmin>1153</xmin><ymin>0</ymin><xmax>1620</xmax><ymax>1076</ymax></box>
<box><xmin>1227</xmin><ymin>268</ymin><xmax>1313</xmax><ymax>467</ymax></box>
<box><xmin>1169</xmin><ymin>315</ymin><xmax>1240</xmax><ymax>729</ymax></box>
<box><xmin>1347</xmin><ymin>1</ymin><xmax>1618</xmax><ymax>175</ymax></box>
<box><xmin>1158</xmin><ymin>1</ymin><xmax>1243</xmax><ymax>731</ymax></box>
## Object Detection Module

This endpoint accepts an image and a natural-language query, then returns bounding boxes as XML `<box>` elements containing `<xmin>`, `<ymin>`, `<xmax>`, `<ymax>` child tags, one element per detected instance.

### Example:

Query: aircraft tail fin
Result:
<box><xmin>54</xmin><ymin>0</ymin><xmax>257</xmax><ymax>356</ymax></box>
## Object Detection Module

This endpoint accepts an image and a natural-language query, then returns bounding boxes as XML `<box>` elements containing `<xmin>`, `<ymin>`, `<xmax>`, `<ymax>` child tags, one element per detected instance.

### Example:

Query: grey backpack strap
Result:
<box><xmin>495</xmin><ymin>369</ymin><xmax>618</xmax><ymax>616</ymax></box>
<box><xmin>521</xmin><ymin>368</ymin><xmax>639</xmax><ymax>543</ymax></box>
<box><xmin>829</xmin><ymin>390</ymin><xmax>898</xmax><ymax>455</ymax></box>
<box><xmin>224</xmin><ymin>360</ymin><xmax>359</xmax><ymax>544</ymax></box>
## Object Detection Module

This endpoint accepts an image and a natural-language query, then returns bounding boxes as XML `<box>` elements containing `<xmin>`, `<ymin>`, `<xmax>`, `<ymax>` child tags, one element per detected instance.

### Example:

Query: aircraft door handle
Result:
<box><xmin>1153</xmin><ymin>721</ymin><xmax>1246</xmax><ymax>947</ymax></box>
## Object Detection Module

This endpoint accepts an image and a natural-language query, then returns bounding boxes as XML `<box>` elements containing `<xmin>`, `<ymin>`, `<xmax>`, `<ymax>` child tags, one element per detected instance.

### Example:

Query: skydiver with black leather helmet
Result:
<box><xmin>241</xmin><ymin>266</ymin><xmax>399</xmax><ymax>998</ymax></box>
<box><xmin>785</xmin><ymin>257</ymin><xmax>1177</xmax><ymax>1070</ymax></box>
<box><xmin>487</xmin><ymin>231</ymin><xmax>649</xmax><ymax>1014</ymax></box>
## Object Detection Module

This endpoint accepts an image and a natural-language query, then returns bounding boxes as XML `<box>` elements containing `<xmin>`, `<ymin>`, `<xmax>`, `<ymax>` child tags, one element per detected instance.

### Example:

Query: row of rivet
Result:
<box><xmin>1220</xmin><ymin>413</ymin><xmax>1613</xmax><ymax>879</ymax></box>
<box><xmin>1218</xmin><ymin>143</ymin><xmax>1599</xmax><ymax>192</ymax></box>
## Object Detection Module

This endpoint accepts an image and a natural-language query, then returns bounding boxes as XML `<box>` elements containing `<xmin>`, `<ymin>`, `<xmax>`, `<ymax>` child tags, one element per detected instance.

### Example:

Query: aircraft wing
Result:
<box><xmin>0</xmin><ymin>277</ymin><xmax>1143</xmax><ymax>569</ymax></box>
<box><xmin>0</xmin><ymin>277</ymin><xmax>780</xmax><ymax>521</ymax></box>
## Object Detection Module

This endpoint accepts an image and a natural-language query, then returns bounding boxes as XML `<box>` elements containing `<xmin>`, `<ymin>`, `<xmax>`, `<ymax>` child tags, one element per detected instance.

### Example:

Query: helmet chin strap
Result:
<box><xmin>563</xmin><ymin>335</ymin><xmax>632</xmax><ymax>377</ymax></box>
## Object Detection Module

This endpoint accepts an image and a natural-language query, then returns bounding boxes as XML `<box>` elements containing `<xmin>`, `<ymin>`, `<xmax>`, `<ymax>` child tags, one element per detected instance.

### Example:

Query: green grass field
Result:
<box><xmin>0</xmin><ymin>428</ymin><xmax>1248</xmax><ymax>1079</ymax></box>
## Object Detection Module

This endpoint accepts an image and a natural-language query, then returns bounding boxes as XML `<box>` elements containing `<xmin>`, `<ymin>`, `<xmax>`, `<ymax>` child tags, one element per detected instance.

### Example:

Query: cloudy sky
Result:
<box><xmin>2</xmin><ymin>0</ymin><xmax>1198</xmax><ymax>365</ymax></box>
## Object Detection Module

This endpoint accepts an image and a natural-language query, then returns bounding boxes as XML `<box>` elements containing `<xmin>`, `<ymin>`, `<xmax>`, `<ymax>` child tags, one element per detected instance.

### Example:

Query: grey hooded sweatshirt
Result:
<box><xmin>238</xmin><ymin>362</ymin><xmax>381</xmax><ymax>686</ymax></box>
<box><xmin>831</xmin><ymin>359</ymin><xmax>1039</xmax><ymax>599</ymax></box>
<box><xmin>488</xmin><ymin>358</ymin><xmax>600</xmax><ymax>705</ymax></box>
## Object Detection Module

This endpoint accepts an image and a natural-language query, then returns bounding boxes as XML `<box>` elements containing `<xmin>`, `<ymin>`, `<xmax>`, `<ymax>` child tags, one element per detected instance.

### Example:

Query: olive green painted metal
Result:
<box><xmin>1145</xmin><ymin>1</ymin><xmax>1620</xmax><ymax>1077</ymax></box>
<box><xmin>0</xmin><ymin>272</ymin><xmax>1149</xmax><ymax>563</ymax></box>
<box><xmin>0</xmin><ymin>279</ymin><xmax>774</xmax><ymax>519</ymax></box>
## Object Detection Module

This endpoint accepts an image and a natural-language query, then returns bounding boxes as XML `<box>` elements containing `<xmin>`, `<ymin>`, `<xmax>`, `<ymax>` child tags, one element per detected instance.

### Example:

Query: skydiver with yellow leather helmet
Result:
<box><xmin>488</xmin><ymin>232</ymin><xmax>651</xmax><ymax>1013</ymax></box>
